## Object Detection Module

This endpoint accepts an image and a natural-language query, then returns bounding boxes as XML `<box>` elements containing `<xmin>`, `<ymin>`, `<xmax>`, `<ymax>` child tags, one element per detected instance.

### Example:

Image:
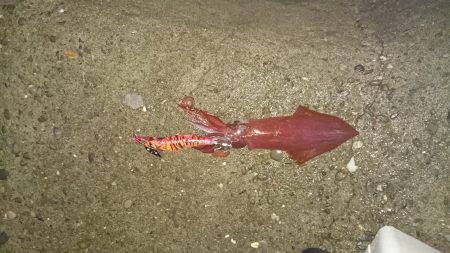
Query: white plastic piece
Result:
<box><xmin>365</xmin><ymin>226</ymin><xmax>442</xmax><ymax>253</ymax></box>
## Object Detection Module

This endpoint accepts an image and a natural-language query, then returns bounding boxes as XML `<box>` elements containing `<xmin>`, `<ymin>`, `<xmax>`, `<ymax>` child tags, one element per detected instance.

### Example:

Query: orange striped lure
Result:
<box><xmin>134</xmin><ymin>134</ymin><xmax>219</xmax><ymax>157</ymax></box>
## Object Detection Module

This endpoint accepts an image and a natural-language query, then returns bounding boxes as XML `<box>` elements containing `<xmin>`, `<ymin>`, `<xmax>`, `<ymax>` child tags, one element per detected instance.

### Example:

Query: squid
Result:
<box><xmin>135</xmin><ymin>96</ymin><xmax>358</xmax><ymax>164</ymax></box>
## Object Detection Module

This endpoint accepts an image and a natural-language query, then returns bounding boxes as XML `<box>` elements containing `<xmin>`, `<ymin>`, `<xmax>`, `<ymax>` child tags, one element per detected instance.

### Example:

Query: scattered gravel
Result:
<box><xmin>3</xmin><ymin>109</ymin><xmax>10</xmax><ymax>120</ymax></box>
<box><xmin>88</xmin><ymin>152</ymin><xmax>95</xmax><ymax>163</ymax></box>
<box><xmin>271</xmin><ymin>213</ymin><xmax>280</xmax><ymax>222</ymax></box>
<box><xmin>0</xmin><ymin>231</ymin><xmax>9</xmax><ymax>246</ymax></box>
<box><xmin>346</xmin><ymin>157</ymin><xmax>358</xmax><ymax>173</ymax></box>
<box><xmin>250</xmin><ymin>242</ymin><xmax>260</xmax><ymax>248</ymax></box>
<box><xmin>334</xmin><ymin>170</ymin><xmax>347</xmax><ymax>181</ymax></box>
<box><xmin>0</xmin><ymin>169</ymin><xmax>8</xmax><ymax>180</ymax></box>
<box><xmin>6</xmin><ymin>211</ymin><xmax>17</xmax><ymax>220</ymax></box>
<box><xmin>354</xmin><ymin>64</ymin><xmax>365</xmax><ymax>72</ymax></box>
<box><xmin>352</xmin><ymin>141</ymin><xmax>363</xmax><ymax>150</ymax></box>
<box><xmin>52</xmin><ymin>127</ymin><xmax>62</xmax><ymax>138</ymax></box>
<box><xmin>122</xmin><ymin>94</ymin><xmax>144</xmax><ymax>109</ymax></box>
<box><xmin>37</xmin><ymin>114</ymin><xmax>48</xmax><ymax>122</ymax></box>
<box><xmin>124</xmin><ymin>200</ymin><xmax>133</xmax><ymax>209</ymax></box>
<box><xmin>269</xmin><ymin>150</ymin><xmax>284</xmax><ymax>162</ymax></box>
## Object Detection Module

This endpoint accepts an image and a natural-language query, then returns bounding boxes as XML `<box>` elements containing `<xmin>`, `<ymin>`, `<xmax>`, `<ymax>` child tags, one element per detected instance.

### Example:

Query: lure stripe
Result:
<box><xmin>152</xmin><ymin>134</ymin><xmax>215</xmax><ymax>151</ymax></box>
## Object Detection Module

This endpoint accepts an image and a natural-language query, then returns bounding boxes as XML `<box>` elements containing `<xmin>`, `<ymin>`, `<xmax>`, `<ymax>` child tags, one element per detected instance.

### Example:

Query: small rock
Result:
<box><xmin>376</xmin><ymin>184</ymin><xmax>384</xmax><ymax>192</ymax></box>
<box><xmin>271</xmin><ymin>213</ymin><xmax>280</xmax><ymax>222</ymax></box>
<box><xmin>230</xmin><ymin>238</ymin><xmax>237</xmax><ymax>244</ymax></box>
<box><xmin>30</xmin><ymin>211</ymin><xmax>36</xmax><ymax>218</ymax></box>
<box><xmin>122</xmin><ymin>94</ymin><xmax>144</xmax><ymax>109</ymax></box>
<box><xmin>334</xmin><ymin>170</ymin><xmax>346</xmax><ymax>181</ymax></box>
<box><xmin>386</xmin><ymin>64</ymin><xmax>393</xmax><ymax>69</ymax></box>
<box><xmin>142</xmin><ymin>106</ymin><xmax>147</xmax><ymax>112</ymax></box>
<box><xmin>0</xmin><ymin>231</ymin><xmax>9</xmax><ymax>246</ymax></box>
<box><xmin>49</xmin><ymin>35</ymin><xmax>56</xmax><ymax>43</ymax></box>
<box><xmin>37</xmin><ymin>114</ymin><xmax>47</xmax><ymax>123</ymax></box>
<box><xmin>3</xmin><ymin>109</ymin><xmax>10</xmax><ymax>120</ymax></box>
<box><xmin>357</xmin><ymin>240</ymin><xmax>370</xmax><ymax>250</ymax></box>
<box><xmin>444</xmin><ymin>233</ymin><xmax>450</xmax><ymax>242</ymax></box>
<box><xmin>52</xmin><ymin>127</ymin><xmax>62</xmax><ymax>138</ymax></box>
<box><xmin>354</xmin><ymin>64</ymin><xmax>365</xmax><ymax>72</ymax></box>
<box><xmin>379</xmin><ymin>56</ymin><xmax>387</xmax><ymax>61</ymax></box>
<box><xmin>88</xmin><ymin>152</ymin><xmax>95</xmax><ymax>163</ymax></box>
<box><xmin>302</xmin><ymin>248</ymin><xmax>330</xmax><ymax>253</ymax></box>
<box><xmin>22</xmin><ymin>152</ymin><xmax>31</xmax><ymax>160</ymax></box>
<box><xmin>390</xmin><ymin>113</ymin><xmax>398</xmax><ymax>119</ymax></box>
<box><xmin>346</xmin><ymin>157</ymin><xmax>358</xmax><ymax>173</ymax></box>
<box><xmin>111</xmin><ymin>181</ymin><xmax>117</xmax><ymax>187</ymax></box>
<box><xmin>77</xmin><ymin>239</ymin><xmax>89</xmax><ymax>249</ymax></box>
<box><xmin>352</xmin><ymin>141</ymin><xmax>363</xmax><ymax>150</ymax></box>
<box><xmin>6</xmin><ymin>211</ymin><xmax>17</xmax><ymax>220</ymax></box>
<box><xmin>250</xmin><ymin>242</ymin><xmax>260</xmax><ymax>248</ymax></box>
<box><xmin>0</xmin><ymin>169</ymin><xmax>8</xmax><ymax>180</ymax></box>
<box><xmin>269</xmin><ymin>150</ymin><xmax>284</xmax><ymax>162</ymax></box>
<box><xmin>124</xmin><ymin>200</ymin><xmax>132</xmax><ymax>209</ymax></box>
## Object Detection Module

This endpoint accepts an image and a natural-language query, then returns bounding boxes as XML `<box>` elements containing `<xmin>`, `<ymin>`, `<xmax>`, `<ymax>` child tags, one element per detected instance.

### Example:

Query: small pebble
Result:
<box><xmin>354</xmin><ymin>64</ymin><xmax>365</xmax><ymax>72</ymax></box>
<box><xmin>302</xmin><ymin>248</ymin><xmax>329</xmax><ymax>253</ymax></box>
<box><xmin>230</xmin><ymin>238</ymin><xmax>237</xmax><ymax>244</ymax></box>
<box><xmin>22</xmin><ymin>152</ymin><xmax>31</xmax><ymax>160</ymax></box>
<box><xmin>0</xmin><ymin>169</ymin><xmax>8</xmax><ymax>180</ymax></box>
<box><xmin>250</xmin><ymin>242</ymin><xmax>260</xmax><ymax>248</ymax></box>
<box><xmin>3</xmin><ymin>109</ymin><xmax>10</xmax><ymax>120</ymax></box>
<box><xmin>111</xmin><ymin>181</ymin><xmax>117</xmax><ymax>187</ymax></box>
<box><xmin>37</xmin><ymin>115</ymin><xmax>47</xmax><ymax>123</ymax></box>
<box><xmin>379</xmin><ymin>56</ymin><xmax>387</xmax><ymax>61</ymax></box>
<box><xmin>352</xmin><ymin>141</ymin><xmax>363</xmax><ymax>150</ymax></box>
<box><xmin>124</xmin><ymin>200</ymin><xmax>132</xmax><ymax>208</ymax></box>
<box><xmin>122</xmin><ymin>94</ymin><xmax>144</xmax><ymax>110</ymax></box>
<box><xmin>269</xmin><ymin>150</ymin><xmax>284</xmax><ymax>162</ymax></box>
<box><xmin>30</xmin><ymin>211</ymin><xmax>36</xmax><ymax>218</ymax></box>
<box><xmin>218</xmin><ymin>183</ymin><xmax>224</xmax><ymax>188</ymax></box>
<box><xmin>225</xmin><ymin>234</ymin><xmax>230</xmax><ymax>238</ymax></box>
<box><xmin>376</xmin><ymin>184</ymin><xmax>384</xmax><ymax>192</ymax></box>
<box><xmin>6</xmin><ymin>211</ymin><xmax>17</xmax><ymax>220</ymax></box>
<box><xmin>142</xmin><ymin>106</ymin><xmax>147</xmax><ymax>112</ymax></box>
<box><xmin>346</xmin><ymin>157</ymin><xmax>358</xmax><ymax>173</ymax></box>
<box><xmin>386</xmin><ymin>64</ymin><xmax>393</xmax><ymax>69</ymax></box>
<box><xmin>271</xmin><ymin>213</ymin><xmax>280</xmax><ymax>222</ymax></box>
<box><xmin>0</xmin><ymin>231</ymin><xmax>9</xmax><ymax>246</ymax></box>
<box><xmin>88</xmin><ymin>152</ymin><xmax>95</xmax><ymax>163</ymax></box>
<box><xmin>52</xmin><ymin>127</ymin><xmax>62</xmax><ymax>138</ymax></box>
<box><xmin>390</xmin><ymin>113</ymin><xmax>398</xmax><ymax>119</ymax></box>
<box><xmin>56</xmin><ymin>170</ymin><xmax>60</xmax><ymax>176</ymax></box>
<box><xmin>335</xmin><ymin>170</ymin><xmax>346</xmax><ymax>181</ymax></box>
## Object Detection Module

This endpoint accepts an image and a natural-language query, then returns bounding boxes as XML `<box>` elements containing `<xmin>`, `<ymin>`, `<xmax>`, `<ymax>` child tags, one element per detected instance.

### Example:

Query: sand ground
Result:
<box><xmin>0</xmin><ymin>0</ymin><xmax>449</xmax><ymax>252</ymax></box>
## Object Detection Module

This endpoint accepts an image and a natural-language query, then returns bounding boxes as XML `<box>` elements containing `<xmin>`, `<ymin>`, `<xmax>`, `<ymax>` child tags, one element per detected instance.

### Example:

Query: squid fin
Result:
<box><xmin>293</xmin><ymin>106</ymin><xmax>326</xmax><ymax>118</ymax></box>
<box><xmin>287</xmin><ymin>149</ymin><xmax>319</xmax><ymax>165</ymax></box>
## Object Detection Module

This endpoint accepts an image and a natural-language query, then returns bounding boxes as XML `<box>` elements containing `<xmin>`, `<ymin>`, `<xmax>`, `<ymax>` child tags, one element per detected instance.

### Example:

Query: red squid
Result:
<box><xmin>177</xmin><ymin>96</ymin><xmax>358</xmax><ymax>164</ymax></box>
<box><xmin>135</xmin><ymin>96</ymin><xmax>358</xmax><ymax>164</ymax></box>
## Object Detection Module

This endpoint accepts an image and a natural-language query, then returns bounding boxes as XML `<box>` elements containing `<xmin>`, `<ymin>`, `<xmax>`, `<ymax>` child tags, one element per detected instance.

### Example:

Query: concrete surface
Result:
<box><xmin>0</xmin><ymin>0</ymin><xmax>449</xmax><ymax>252</ymax></box>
